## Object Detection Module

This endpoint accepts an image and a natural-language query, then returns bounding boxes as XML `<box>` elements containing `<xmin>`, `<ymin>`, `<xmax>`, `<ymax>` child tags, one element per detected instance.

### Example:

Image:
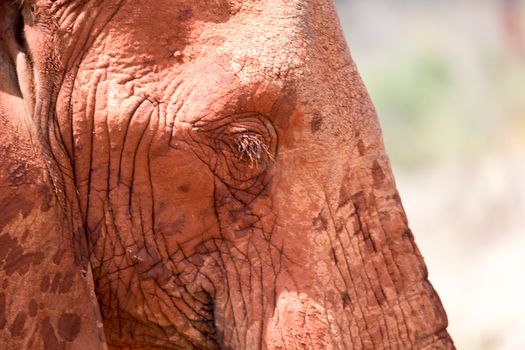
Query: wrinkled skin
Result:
<box><xmin>0</xmin><ymin>0</ymin><xmax>455</xmax><ymax>349</ymax></box>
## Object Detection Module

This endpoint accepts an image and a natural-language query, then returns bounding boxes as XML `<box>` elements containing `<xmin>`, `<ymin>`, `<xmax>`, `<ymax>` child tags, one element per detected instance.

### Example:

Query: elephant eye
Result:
<box><xmin>190</xmin><ymin>113</ymin><xmax>277</xmax><ymax>188</ymax></box>
<box><xmin>234</xmin><ymin>133</ymin><xmax>273</xmax><ymax>168</ymax></box>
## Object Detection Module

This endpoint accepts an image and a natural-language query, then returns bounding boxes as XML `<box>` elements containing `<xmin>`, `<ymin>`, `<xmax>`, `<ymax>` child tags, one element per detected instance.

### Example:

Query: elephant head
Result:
<box><xmin>0</xmin><ymin>0</ymin><xmax>454</xmax><ymax>349</ymax></box>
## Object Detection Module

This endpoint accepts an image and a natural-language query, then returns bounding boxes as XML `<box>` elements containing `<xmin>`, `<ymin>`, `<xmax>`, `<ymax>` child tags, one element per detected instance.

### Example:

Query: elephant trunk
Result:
<box><xmin>207</xmin><ymin>144</ymin><xmax>454</xmax><ymax>349</ymax></box>
<box><xmin>200</xmin><ymin>2</ymin><xmax>454</xmax><ymax>346</ymax></box>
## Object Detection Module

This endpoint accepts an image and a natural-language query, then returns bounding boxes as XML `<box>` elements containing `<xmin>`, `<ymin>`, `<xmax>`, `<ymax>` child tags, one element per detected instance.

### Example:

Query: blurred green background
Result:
<box><xmin>335</xmin><ymin>1</ymin><xmax>525</xmax><ymax>349</ymax></box>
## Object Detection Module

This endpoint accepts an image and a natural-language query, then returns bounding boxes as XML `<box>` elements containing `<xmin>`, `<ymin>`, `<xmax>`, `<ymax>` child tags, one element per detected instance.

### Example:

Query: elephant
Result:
<box><xmin>0</xmin><ymin>0</ymin><xmax>455</xmax><ymax>349</ymax></box>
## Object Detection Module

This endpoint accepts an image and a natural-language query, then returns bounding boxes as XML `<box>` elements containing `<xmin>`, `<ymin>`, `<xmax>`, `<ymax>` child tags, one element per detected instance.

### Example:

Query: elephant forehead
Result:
<box><xmin>47</xmin><ymin>0</ymin><xmax>358</xmax><ymax>163</ymax></box>
<box><xmin>46</xmin><ymin>0</ymin><xmax>308</xmax><ymax>64</ymax></box>
<box><xmin>53</xmin><ymin>0</ymin><xmax>310</xmax><ymax>122</ymax></box>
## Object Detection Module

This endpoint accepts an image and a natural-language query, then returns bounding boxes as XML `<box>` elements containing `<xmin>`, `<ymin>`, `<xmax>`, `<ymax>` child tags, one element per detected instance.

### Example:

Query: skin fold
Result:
<box><xmin>0</xmin><ymin>0</ymin><xmax>455</xmax><ymax>349</ymax></box>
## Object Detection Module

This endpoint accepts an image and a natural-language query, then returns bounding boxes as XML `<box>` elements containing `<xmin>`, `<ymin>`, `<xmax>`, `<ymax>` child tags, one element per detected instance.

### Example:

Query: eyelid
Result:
<box><xmin>229</xmin><ymin>127</ymin><xmax>248</xmax><ymax>134</ymax></box>
<box><xmin>192</xmin><ymin>113</ymin><xmax>259</xmax><ymax>130</ymax></box>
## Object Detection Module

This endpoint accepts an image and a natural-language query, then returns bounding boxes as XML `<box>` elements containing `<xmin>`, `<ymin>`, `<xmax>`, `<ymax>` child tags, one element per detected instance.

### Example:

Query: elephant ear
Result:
<box><xmin>0</xmin><ymin>3</ymin><xmax>107</xmax><ymax>349</ymax></box>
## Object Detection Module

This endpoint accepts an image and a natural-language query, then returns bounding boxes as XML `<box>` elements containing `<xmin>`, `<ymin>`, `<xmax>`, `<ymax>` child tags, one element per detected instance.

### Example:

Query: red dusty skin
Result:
<box><xmin>0</xmin><ymin>0</ymin><xmax>455</xmax><ymax>349</ymax></box>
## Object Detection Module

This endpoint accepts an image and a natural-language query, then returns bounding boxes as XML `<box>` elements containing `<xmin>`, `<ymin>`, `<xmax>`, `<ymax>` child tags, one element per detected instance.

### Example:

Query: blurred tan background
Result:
<box><xmin>334</xmin><ymin>1</ymin><xmax>525</xmax><ymax>349</ymax></box>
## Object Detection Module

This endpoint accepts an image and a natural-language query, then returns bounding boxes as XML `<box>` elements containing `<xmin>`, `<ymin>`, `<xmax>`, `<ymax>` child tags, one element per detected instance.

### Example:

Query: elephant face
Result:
<box><xmin>0</xmin><ymin>0</ymin><xmax>453</xmax><ymax>349</ymax></box>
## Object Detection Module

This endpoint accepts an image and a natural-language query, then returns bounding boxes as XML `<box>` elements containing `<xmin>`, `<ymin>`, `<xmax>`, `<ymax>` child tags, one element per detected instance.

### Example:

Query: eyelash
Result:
<box><xmin>234</xmin><ymin>133</ymin><xmax>273</xmax><ymax>167</ymax></box>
